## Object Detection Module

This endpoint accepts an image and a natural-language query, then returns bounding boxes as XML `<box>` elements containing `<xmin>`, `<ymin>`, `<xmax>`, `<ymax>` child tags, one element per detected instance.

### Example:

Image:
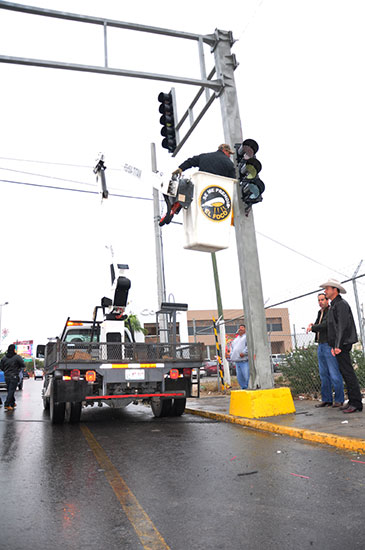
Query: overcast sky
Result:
<box><xmin>0</xmin><ymin>0</ymin><xmax>364</xmax><ymax>348</ymax></box>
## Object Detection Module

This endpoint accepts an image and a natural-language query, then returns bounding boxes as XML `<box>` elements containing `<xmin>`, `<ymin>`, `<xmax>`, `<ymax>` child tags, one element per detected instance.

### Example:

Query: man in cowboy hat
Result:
<box><xmin>320</xmin><ymin>278</ymin><xmax>362</xmax><ymax>413</ymax></box>
<box><xmin>172</xmin><ymin>144</ymin><xmax>236</xmax><ymax>179</ymax></box>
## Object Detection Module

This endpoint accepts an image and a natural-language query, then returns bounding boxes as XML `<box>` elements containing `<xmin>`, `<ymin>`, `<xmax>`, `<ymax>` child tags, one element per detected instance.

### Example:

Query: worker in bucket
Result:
<box><xmin>172</xmin><ymin>143</ymin><xmax>236</xmax><ymax>179</ymax></box>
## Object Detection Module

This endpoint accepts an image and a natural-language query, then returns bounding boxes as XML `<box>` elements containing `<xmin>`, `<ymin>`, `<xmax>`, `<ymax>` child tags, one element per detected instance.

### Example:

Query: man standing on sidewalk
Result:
<box><xmin>0</xmin><ymin>344</ymin><xmax>24</xmax><ymax>412</ymax></box>
<box><xmin>307</xmin><ymin>293</ymin><xmax>344</xmax><ymax>408</ymax></box>
<box><xmin>320</xmin><ymin>279</ymin><xmax>363</xmax><ymax>414</ymax></box>
<box><xmin>228</xmin><ymin>325</ymin><xmax>249</xmax><ymax>390</ymax></box>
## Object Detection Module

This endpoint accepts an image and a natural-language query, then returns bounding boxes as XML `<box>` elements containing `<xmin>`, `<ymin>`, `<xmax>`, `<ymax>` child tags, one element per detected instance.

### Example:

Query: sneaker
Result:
<box><xmin>5</xmin><ymin>406</ymin><xmax>14</xmax><ymax>411</ymax></box>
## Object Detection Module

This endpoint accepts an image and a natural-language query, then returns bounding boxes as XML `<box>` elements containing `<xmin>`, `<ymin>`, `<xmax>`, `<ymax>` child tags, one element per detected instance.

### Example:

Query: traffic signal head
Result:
<box><xmin>158</xmin><ymin>91</ymin><xmax>176</xmax><ymax>153</ymax></box>
<box><xmin>241</xmin><ymin>178</ymin><xmax>265</xmax><ymax>204</ymax></box>
<box><xmin>235</xmin><ymin>138</ymin><xmax>265</xmax><ymax>207</ymax></box>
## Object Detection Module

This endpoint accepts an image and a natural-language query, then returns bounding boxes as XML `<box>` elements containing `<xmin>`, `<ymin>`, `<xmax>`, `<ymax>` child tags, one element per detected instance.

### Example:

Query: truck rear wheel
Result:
<box><xmin>65</xmin><ymin>402</ymin><xmax>82</xmax><ymax>424</ymax></box>
<box><xmin>50</xmin><ymin>392</ymin><xmax>65</xmax><ymax>425</ymax></box>
<box><xmin>171</xmin><ymin>398</ymin><xmax>186</xmax><ymax>416</ymax></box>
<box><xmin>151</xmin><ymin>398</ymin><xmax>172</xmax><ymax>418</ymax></box>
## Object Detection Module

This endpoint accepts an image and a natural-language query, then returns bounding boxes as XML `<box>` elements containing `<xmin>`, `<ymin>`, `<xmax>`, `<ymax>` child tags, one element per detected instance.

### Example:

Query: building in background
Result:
<box><xmin>187</xmin><ymin>308</ymin><xmax>291</xmax><ymax>358</ymax></box>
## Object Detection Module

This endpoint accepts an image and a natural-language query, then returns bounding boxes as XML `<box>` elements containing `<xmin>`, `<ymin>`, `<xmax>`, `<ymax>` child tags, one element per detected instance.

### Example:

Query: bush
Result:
<box><xmin>351</xmin><ymin>349</ymin><xmax>365</xmax><ymax>390</ymax></box>
<box><xmin>280</xmin><ymin>345</ymin><xmax>321</xmax><ymax>397</ymax></box>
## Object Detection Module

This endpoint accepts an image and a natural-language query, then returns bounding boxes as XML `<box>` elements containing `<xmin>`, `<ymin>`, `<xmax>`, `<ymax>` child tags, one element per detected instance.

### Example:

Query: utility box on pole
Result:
<box><xmin>212</xmin><ymin>29</ymin><xmax>273</xmax><ymax>389</ymax></box>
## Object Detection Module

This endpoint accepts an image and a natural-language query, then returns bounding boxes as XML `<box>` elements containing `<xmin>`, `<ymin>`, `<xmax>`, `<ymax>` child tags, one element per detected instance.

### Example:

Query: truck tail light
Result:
<box><xmin>86</xmin><ymin>370</ymin><xmax>96</xmax><ymax>382</ymax></box>
<box><xmin>183</xmin><ymin>368</ymin><xmax>192</xmax><ymax>377</ymax></box>
<box><xmin>70</xmin><ymin>369</ymin><xmax>81</xmax><ymax>381</ymax></box>
<box><xmin>169</xmin><ymin>369</ymin><xmax>179</xmax><ymax>380</ymax></box>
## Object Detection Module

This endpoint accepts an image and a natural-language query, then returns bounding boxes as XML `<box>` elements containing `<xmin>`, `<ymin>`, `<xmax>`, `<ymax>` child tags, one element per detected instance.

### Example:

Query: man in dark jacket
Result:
<box><xmin>320</xmin><ymin>279</ymin><xmax>362</xmax><ymax>413</ymax></box>
<box><xmin>307</xmin><ymin>293</ymin><xmax>344</xmax><ymax>407</ymax></box>
<box><xmin>172</xmin><ymin>144</ymin><xmax>236</xmax><ymax>179</ymax></box>
<box><xmin>0</xmin><ymin>344</ymin><xmax>25</xmax><ymax>411</ymax></box>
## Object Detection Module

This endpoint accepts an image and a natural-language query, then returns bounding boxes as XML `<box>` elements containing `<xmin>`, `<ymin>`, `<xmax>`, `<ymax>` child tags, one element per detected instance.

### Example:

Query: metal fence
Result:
<box><xmin>272</xmin><ymin>338</ymin><xmax>365</xmax><ymax>398</ymax></box>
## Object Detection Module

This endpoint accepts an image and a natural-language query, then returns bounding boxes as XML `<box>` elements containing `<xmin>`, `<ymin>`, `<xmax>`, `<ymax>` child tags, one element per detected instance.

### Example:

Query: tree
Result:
<box><xmin>125</xmin><ymin>314</ymin><xmax>148</xmax><ymax>338</ymax></box>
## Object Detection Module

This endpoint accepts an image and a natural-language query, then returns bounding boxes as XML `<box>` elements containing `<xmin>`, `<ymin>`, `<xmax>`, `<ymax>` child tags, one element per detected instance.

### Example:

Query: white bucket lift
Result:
<box><xmin>183</xmin><ymin>172</ymin><xmax>236</xmax><ymax>253</ymax></box>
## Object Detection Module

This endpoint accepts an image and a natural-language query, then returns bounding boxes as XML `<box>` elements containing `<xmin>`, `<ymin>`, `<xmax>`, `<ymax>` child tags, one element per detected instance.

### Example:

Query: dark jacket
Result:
<box><xmin>327</xmin><ymin>295</ymin><xmax>358</xmax><ymax>349</ymax></box>
<box><xmin>0</xmin><ymin>351</ymin><xmax>24</xmax><ymax>377</ymax></box>
<box><xmin>311</xmin><ymin>307</ymin><xmax>329</xmax><ymax>344</ymax></box>
<box><xmin>179</xmin><ymin>150</ymin><xmax>236</xmax><ymax>179</ymax></box>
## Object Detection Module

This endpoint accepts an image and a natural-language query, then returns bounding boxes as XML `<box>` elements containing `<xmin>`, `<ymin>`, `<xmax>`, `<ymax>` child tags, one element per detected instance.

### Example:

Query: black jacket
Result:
<box><xmin>0</xmin><ymin>351</ymin><xmax>24</xmax><ymax>377</ymax></box>
<box><xmin>179</xmin><ymin>150</ymin><xmax>236</xmax><ymax>179</ymax></box>
<box><xmin>327</xmin><ymin>295</ymin><xmax>358</xmax><ymax>349</ymax></box>
<box><xmin>311</xmin><ymin>307</ymin><xmax>329</xmax><ymax>343</ymax></box>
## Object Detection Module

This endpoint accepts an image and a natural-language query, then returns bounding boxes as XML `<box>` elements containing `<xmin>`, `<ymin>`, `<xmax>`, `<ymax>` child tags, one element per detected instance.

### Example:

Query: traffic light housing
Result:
<box><xmin>235</xmin><ymin>139</ymin><xmax>265</xmax><ymax>211</ymax></box>
<box><xmin>158</xmin><ymin>91</ymin><xmax>176</xmax><ymax>153</ymax></box>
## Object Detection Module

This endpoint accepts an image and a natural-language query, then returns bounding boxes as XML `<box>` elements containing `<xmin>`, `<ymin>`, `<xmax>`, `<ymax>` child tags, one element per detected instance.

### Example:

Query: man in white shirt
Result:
<box><xmin>228</xmin><ymin>324</ymin><xmax>249</xmax><ymax>389</ymax></box>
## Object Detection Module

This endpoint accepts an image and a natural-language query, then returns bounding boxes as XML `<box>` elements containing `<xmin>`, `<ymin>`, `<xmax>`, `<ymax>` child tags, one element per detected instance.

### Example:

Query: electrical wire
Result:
<box><xmin>0</xmin><ymin>155</ymin><xmax>137</xmax><ymax>172</ymax></box>
<box><xmin>192</xmin><ymin>273</ymin><xmax>365</xmax><ymax>335</ymax></box>
<box><xmin>0</xmin><ymin>166</ymin><xmax>96</xmax><ymax>188</ymax></box>
<box><xmin>257</xmin><ymin>231</ymin><xmax>351</xmax><ymax>279</ymax></box>
<box><xmin>0</xmin><ymin>178</ymin><xmax>153</xmax><ymax>201</ymax></box>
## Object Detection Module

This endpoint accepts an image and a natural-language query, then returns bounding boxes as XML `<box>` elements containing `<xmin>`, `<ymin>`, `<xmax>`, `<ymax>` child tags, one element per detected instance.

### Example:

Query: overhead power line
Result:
<box><xmin>257</xmin><ymin>231</ymin><xmax>350</xmax><ymax>278</ymax></box>
<box><xmin>0</xmin><ymin>155</ymin><xmax>137</xmax><ymax>172</ymax></box>
<box><xmin>0</xmin><ymin>165</ymin><xmax>95</xmax><ymax>188</ymax></box>
<box><xmin>0</xmin><ymin>178</ymin><xmax>153</xmax><ymax>201</ymax></box>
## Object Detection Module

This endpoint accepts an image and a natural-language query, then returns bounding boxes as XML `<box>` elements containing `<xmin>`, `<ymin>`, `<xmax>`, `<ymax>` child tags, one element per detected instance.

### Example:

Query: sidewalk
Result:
<box><xmin>186</xmin><ymin>395</ymin><xmax>365</xmax><ymax>454</ymax></box>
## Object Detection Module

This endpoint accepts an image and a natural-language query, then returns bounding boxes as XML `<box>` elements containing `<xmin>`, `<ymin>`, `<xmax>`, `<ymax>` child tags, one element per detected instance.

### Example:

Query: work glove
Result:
<box><xmin>172</xmin><ymin>167</ymin><xmax>182</xmax><ymax>178</ymax></box>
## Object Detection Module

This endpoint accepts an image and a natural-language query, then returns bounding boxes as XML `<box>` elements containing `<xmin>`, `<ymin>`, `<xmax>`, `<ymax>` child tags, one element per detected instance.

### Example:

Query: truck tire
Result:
<box><xmin>151</xmin><ymin>398</ymin><xmax>172</xmax><ymax>418</ymax></box>
<box><xmin>171</xmin><ymin>398</ymin><xmax>186</xmax><ymax>416</ymax></box>
<box><xmin>50</xmin><ymin>392</ymin><xmax>65</xmax><ymax>425</ymax></box>
<box><xmin>42</xmin><ymin>380</ymin><xmax>50</xmax><ymax>410</ymax></box>
<box><xmin>67</xmin><ymin>402</ymin><xmax>82</xmax><ymax>424</ymax></box>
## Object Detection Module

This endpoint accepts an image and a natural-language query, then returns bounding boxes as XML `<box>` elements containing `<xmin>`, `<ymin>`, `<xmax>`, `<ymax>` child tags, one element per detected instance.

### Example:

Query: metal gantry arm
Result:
<box><xmin>172</xmin><ymin>68</ymin><xmax>218</xmax><ymax>156</ymax></box>
<box><xmin>0</xmin><ymin>1</ymin><xmax>222</xmax><ymax>92</ymax></box>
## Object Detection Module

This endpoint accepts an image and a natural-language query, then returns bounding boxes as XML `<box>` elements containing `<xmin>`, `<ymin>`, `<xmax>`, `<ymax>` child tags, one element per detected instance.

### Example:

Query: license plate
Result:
<box><xmin>125</xmin><ymin>369</ymin><xmax>145</xmax><ymax>380</ymax></box>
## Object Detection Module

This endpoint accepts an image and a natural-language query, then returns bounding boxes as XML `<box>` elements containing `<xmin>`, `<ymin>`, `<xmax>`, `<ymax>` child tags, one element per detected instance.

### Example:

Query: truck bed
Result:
<box><xmin>44</xmin><ymin>340</ymin><xmax>204</xmax><ymax>371</ymax></box>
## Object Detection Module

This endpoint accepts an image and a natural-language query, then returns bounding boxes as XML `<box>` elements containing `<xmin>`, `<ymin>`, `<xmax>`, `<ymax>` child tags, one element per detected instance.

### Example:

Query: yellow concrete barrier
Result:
<box><xmin>229</xmin><ymin>387</ymin><xmax>295</xmax><ymax>418</ymax></box>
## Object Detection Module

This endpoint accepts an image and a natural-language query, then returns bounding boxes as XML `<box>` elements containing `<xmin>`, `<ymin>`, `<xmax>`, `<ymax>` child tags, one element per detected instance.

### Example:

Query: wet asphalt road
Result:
<box><xmin>1</xmin><ymin>380</ymin><xmax>365</xmax><ymax>550</ymax></box>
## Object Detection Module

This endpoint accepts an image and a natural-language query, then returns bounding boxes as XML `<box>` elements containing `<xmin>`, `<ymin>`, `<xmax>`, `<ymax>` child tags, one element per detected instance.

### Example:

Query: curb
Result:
<box><xmin>185</xmin><ymin>408</ymin><xmax>365</xmax><ymax>454</ymax></box>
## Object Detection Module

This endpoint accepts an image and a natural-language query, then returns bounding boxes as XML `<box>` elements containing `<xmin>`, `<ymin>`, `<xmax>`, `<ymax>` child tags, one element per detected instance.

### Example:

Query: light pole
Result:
<box><xmin>0</xmin><ymin>301</ymin><xmax>9</xmax><ymax>351</ymax></box>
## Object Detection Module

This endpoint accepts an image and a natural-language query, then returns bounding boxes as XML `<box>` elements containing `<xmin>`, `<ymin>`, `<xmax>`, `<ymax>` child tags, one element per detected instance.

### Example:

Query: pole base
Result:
<box><xmin>229</xmin><ymin>388</ymin><xmax>295</xmax><ymax>419</ymax></box>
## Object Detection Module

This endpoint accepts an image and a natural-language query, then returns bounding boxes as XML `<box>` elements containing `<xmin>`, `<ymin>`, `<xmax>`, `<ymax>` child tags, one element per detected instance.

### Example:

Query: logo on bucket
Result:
<box><xmin>199</xmin><ymin>186</ymin><xmax>231</xmax><ymax>222</ymax></box>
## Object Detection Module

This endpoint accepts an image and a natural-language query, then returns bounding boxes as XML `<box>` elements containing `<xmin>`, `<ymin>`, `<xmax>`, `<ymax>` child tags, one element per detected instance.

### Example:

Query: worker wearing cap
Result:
<box><xmin>172</xmin><ymin>144</ymin><xmax>236</xmax><ymax>179</ymax></box>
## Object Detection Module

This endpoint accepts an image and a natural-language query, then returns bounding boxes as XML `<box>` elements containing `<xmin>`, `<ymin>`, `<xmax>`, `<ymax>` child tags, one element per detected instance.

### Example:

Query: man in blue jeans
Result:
<box><xmin>307</xmin><ymin>293</ymin><xmax>344</xmax><ymax>407</ymax></box>
<box><xmin>228</xmin><ymin>324</ymin><xmax>249</xmax><ymax>390</ymax></box>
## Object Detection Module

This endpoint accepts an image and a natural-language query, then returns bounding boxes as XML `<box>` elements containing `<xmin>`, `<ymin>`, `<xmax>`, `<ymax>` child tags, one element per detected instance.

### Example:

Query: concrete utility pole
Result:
<box><xmin>0</xmin><ymin>301</ymin><xmax>9</xmax><ymax>351</ymax></box>
<box><xmin>213</xmin><ymin>30</ymin><xmax>273</xmax><ymax>389</ymax></box>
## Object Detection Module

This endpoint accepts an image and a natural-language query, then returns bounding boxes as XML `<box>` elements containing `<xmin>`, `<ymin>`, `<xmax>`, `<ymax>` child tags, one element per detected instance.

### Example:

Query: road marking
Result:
<box><xmin>80</xmin><ymin>425</ymin><xmax>170</xmax><ymax>550</ymax></box>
